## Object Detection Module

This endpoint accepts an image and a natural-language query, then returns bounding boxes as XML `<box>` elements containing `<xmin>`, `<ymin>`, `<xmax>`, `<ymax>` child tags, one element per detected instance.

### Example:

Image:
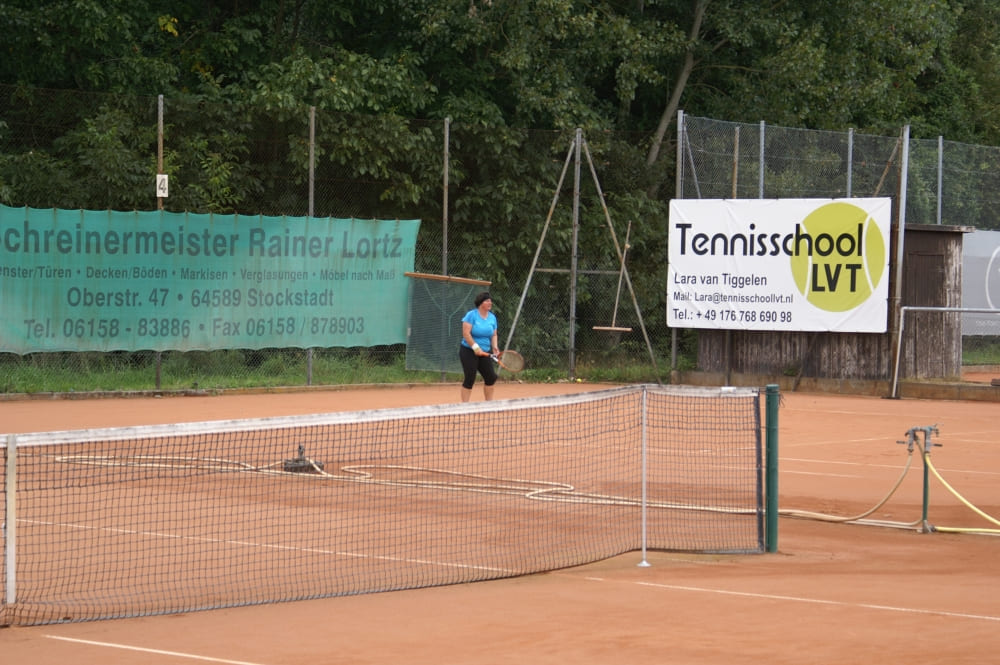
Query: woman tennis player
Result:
<box><xmin>459</xmin><ymin>291</ymin><xmax>499</xmax><ymax>401</ymax></box>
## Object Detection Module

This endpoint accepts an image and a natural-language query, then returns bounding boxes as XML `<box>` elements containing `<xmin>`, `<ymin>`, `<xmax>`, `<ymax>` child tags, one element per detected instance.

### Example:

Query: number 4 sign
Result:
<box><xmin>156</xmin><ymin>173</ymin><xmax>169</xmax><ymax>198</ymax></box>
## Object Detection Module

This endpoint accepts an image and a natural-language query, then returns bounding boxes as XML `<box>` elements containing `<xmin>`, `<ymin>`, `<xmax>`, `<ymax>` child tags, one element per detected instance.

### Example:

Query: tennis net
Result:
<box><xmin>1</xmin><ymin>384</ymin><xmax>767</xmax><ymax>626</ymax></box>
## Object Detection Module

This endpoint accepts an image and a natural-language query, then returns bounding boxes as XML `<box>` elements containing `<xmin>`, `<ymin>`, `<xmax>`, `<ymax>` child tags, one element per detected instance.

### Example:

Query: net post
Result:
<box><xmin>765</xmin><ymin>385</ymin><xmax>779</xmax><ymax>553</ymax></box>
<box><xmin>4</xmin><ymin>434</ymin><xmax>16</xmax><ymax>606</ymax></box>
<box><xmin>637</xmin><ymin>386</ymin><xmax>651</xmax><ymax>567</ymax></box>
<box><xmin>921</xmin><ymin>429</ymin><xmax>932</xmax><ymax>532</ymax></box>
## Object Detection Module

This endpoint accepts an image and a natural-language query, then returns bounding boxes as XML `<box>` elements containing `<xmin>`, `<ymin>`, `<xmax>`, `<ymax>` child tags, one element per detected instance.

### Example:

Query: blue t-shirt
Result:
<box><xmin>461</xmin><ymin>309</ymin><xmax>498</xmax><ymax>352</ymax></box>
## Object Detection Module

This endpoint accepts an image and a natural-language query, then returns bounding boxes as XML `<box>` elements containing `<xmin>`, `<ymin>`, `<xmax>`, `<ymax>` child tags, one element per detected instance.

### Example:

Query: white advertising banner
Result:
<box><xmin>668</xmin><ymin>198</ymin><xmax>892</xmax><ymax>332</ymax></box>
<box><xmin>962</xmin><ymin>229</ymin><xmax>1000</xmax><ymax>335</ymax></box>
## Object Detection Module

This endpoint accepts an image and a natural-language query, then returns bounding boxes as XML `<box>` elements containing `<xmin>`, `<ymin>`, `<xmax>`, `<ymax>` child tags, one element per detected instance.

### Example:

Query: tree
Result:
<box><xmin>0</xmin><ymin>0</ymin><xmax>184</xmax><ymax>92</ymax></box>
<box><xmin>0</xmin><ymin>0</ymin><xmax>993</xmax><ymax>218</ymax></box>
<box><xmin>632</xmin><ymin>0</ymin><xmax>960</xmax><ymax>168</ymax></box>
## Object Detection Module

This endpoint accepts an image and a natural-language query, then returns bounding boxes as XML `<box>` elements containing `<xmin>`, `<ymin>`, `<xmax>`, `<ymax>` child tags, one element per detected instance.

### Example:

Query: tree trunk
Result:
<box><xmin>645</xmin><ymin>0</ymin><xmax>708</xmax><ymax>172</ymax></box>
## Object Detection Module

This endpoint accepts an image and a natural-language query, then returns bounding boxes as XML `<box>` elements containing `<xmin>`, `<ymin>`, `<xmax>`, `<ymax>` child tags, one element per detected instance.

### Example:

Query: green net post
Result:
<box><xmin>765</xmin><ymin>384</ymin><xmax>779</xmax><ymax>552</ymax></box>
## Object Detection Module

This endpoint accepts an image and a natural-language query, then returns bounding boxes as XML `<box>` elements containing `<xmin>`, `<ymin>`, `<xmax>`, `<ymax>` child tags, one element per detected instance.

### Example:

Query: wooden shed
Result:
<box><xmin>694</xmin><ymin>223</ymin><xmax>974</xmax><ymax>382</ymax></box>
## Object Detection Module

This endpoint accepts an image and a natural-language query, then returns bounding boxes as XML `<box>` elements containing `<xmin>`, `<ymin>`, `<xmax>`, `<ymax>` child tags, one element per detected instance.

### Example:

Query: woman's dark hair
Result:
<box><xmin>474</xmin><ymin>291</ymin><xmax>492</xmax><ymax>306</ymax></box>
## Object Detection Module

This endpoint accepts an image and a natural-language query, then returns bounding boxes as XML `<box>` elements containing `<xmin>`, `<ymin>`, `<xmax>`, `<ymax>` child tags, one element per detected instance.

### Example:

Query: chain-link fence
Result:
<box><xmin>0</xmin><ymin>86</ymin><xmax>669</xmax><ymax>393</ymax></box>
<box><xmin>4</xmin><ymin>87</ymin><xmax>1000</xmax><ymax>393</ymax></box>
<box><xmin>678</xmin><ymin>113</ymin><xmax>1000</xmax><ymax>376</ymax></box>
<box><xmin>679</xmin><ymin>113</ymin><xmax>1000</xmax><ymax>229</ymax></box>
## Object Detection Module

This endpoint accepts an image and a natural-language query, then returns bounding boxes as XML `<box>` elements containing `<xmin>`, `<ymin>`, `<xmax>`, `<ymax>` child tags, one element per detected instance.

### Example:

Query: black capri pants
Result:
<box><xmin>459</xmin><ymin>345</ymin><xmax>497</xmax><ymax>389</ymax></box>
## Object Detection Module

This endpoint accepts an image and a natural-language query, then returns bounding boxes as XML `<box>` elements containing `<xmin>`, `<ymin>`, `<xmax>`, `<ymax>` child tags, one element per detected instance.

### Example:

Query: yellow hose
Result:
<box><xmin>919</xmin><ymin>444</ymin><xmax>1000</xmax><ymax>529</ymax></box>
<box><xmin>932</xmin><ymin>526</ymin><xmax>1000</xmax><ymax>535</ymax></box>
<box><xmin>782</xmin><ymin>429</ymin><xmax>1000</xmax><ymax>536</ymax></box>
<box><xmin>781</xmin><ymin>448</ymin><xmax>920</xmax><ymax>527</ymax></box>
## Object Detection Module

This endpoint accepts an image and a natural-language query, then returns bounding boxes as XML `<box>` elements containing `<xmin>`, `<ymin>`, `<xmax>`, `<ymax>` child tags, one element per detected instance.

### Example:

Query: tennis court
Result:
<box><xmin>2</xmin><ymin>382</ymin><xmax>999</xmax><ymax>664</ymax></box>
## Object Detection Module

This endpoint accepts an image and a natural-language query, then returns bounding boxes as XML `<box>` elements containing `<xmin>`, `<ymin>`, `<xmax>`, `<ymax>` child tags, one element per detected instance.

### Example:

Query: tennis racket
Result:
<box><xmin>491</xmin><ymin>349</ymin><xmax>525</xmax><ymax>373</ymax></box>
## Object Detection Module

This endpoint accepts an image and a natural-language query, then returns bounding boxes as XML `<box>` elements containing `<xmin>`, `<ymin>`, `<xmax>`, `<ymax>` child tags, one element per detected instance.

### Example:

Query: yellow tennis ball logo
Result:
<box><xmin>789</xmin><ymin>202</ymin><xmax>886</xmax><ymax>312</ymax></box>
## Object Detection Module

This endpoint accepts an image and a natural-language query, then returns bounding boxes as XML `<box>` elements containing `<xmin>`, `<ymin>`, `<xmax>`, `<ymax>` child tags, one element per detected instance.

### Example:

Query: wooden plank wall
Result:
<box><xmin>694</xmin><ymin>225</ymin><xmax>970</xmax><ymax>381</ymax></box>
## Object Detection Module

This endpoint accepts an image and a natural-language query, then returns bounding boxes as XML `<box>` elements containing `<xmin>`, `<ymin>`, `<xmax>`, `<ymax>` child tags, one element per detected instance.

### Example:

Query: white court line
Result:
<box><xmin>955</xmin><ymin>436</ymin><xmax>1000</xmax><ymax>445</ymax></box>
<box><xmin>782</xmin><ymin>435</ymin><xmax>894</xmax><ymax>449</ymax></box>
<box><xmin>937</xmin><ymin>429</ymin><xmax>1000</xmax><ymax>439</ymax></box>
<box><xmin>783</xmin><ymin>457</ymin><xmax>903</xmax><ymax>467</ymax></box>
<box><xmin>581</xmin><ymin>578</ymin><xmax>1000</xmax><ymax>623</ymax></box>
<box><xmin>782</xmin><ymin>456</ymin><xmax>1000</xmax><ymax>477</ymax></box>
<box><xmin>782</xmin><ymin>408</ymin><xmax>900</xmax><ymax>418</ymax></box>
<box><xmin>21</xmin><ymin>518</ymin><xmax>515</xmax><ymax>574</ymax></box>
<box><xmin>43</xmin><ymin>635</ymin><xmax>268</xmax><ymax>665</ymax></box>
<box><xmin>782</xmin><ymin>469</ymin><xmax>863</xmax><ymax>478</ymax></box>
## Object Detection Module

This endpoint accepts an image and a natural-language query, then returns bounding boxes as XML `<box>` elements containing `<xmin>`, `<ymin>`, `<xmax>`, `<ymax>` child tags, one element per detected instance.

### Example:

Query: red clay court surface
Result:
<box><xmin>2</xmin><ymin>381</ymin><xmax>998</xmax><ymax>665</ymax></box>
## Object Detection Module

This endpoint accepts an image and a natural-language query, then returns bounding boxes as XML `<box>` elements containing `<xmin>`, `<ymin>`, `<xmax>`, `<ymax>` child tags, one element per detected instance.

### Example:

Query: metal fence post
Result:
<box><xmin>306</xmin><ymin>106</ymin><xmax>316</xmax><ymax>385</ymax></box>
<box><xmin>765</xmin><ymin>385</ymin><xmax>779</xmax><ymax>552</ymax></box>
<box><xmin>4</xmin><ymin>435</ymin><xmax>16</xmax><ymax>606</ymax></box>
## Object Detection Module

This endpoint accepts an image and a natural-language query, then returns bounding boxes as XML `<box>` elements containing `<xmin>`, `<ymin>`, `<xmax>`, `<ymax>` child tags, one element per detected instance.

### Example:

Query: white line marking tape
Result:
<box><xmin>43</xmin><ymin>635</ymin><xmax>270</xmax><ymax>665</ymax></box>
<box><xmin>628</xmin><ymin>581</ymin><xmax>1000</xmax><ymax>622</ymax></box>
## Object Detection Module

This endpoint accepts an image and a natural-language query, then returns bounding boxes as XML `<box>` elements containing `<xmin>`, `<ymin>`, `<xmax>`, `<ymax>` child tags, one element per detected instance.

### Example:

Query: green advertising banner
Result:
<box><xmin>0</xmin><ymin>206</ymin><xmax>420</xmax><ymax>353</ymax></box>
